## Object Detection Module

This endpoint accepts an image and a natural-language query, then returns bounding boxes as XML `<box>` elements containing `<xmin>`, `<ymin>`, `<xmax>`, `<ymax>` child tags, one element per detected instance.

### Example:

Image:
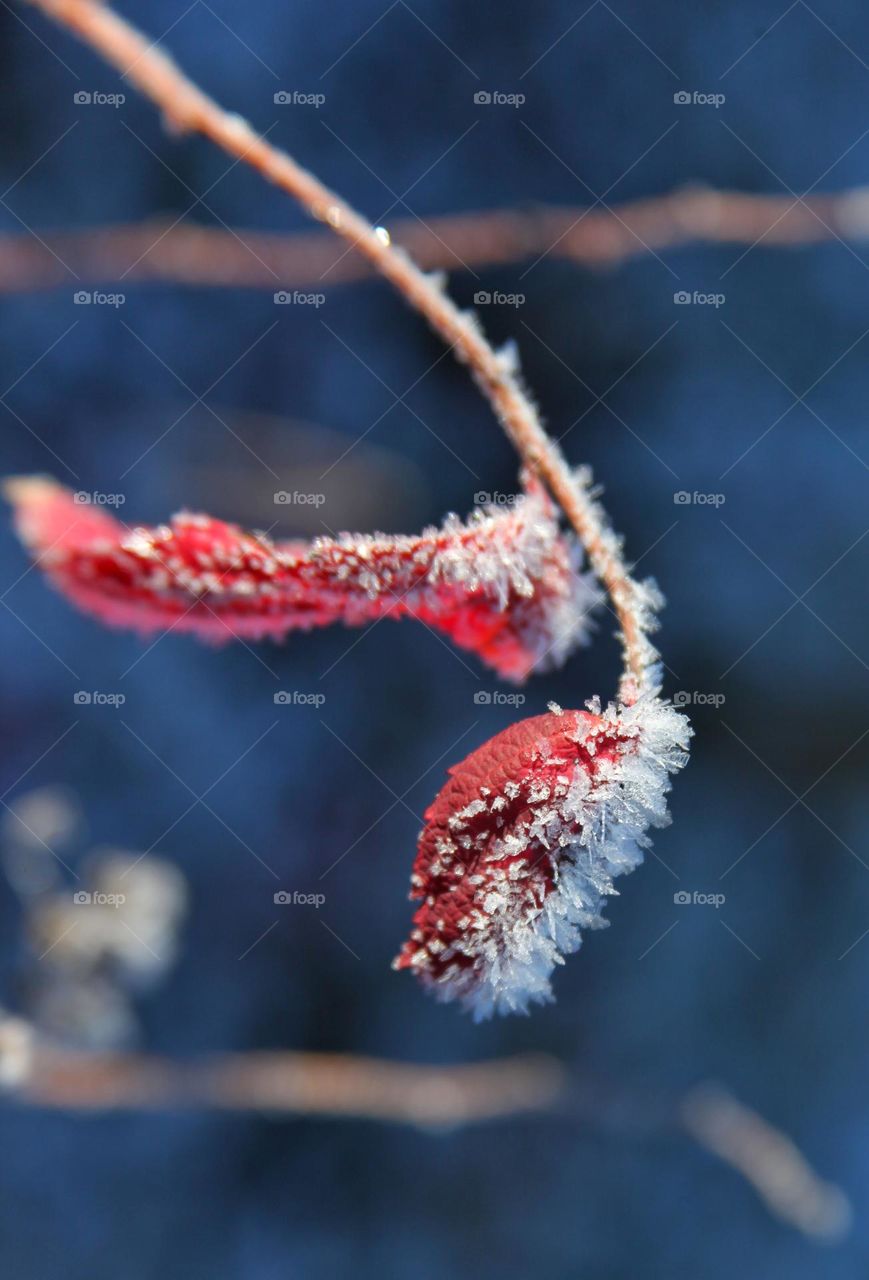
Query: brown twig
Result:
<box><xmin>24</xmin><ymin>0</ymin><xmax>660</xmax><ymax>702</ymax></box>
<box><xmin>681</xmin><ymin>1084</ymin><xmax>852</xmax><ymax>1242</ymax></box>
<box><xmin>4</xmin><ymin>186</ymin><xmax>869</xmax><ymax>294</ymax></box>
<box><xmin>16</xmin><ymin>1043</ymin><xmax>565</xmax><ymax>1126</ymax></box>
<box><xmin>0</xmin><ymin>1017</ymin><xmax>849</xmax><ymax>1241</ymax></box>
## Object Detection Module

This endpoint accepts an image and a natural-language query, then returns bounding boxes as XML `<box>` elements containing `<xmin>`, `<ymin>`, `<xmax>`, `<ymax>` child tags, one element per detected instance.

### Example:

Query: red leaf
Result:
<box><xmin>394</xmin><ymin>697</ymin><xmax>690</xmax><ymax>1018</ymax></box>
<box><xmin>6</xmin><ymin>476</ymin><xmax>596</xmax><ymax>681</ymax></box>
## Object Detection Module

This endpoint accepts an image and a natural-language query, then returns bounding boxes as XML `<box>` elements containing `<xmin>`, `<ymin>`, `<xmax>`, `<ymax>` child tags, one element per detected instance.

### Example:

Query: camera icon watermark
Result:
<box><xmin>473</xmin><ymin>690</ymin><xmax>526</xmax><ymax>707</ymax></box>
<box><xmin>673</xmin><ymin>90</ymin><xmax>725</xmax><ymax>109</ymax></box>
<box><xmin>274</xmin><ymin>889</ymin><xmax>326</xmax><ymax>907</ymax></box>
<box><xmin>473</xmin><ymin>290</ymin><xmax>525</xmax><ymax>307</ymax></box>
<box><xmin>273</xmin><ymin>490</ymin><xmax>326</xmax><ymax>507</ymax></box>
<box><xmin>674</xmin><ymin>890</ymin><xmax>726</xmax><ymax>908</ymax></box>
<box><xmin>473</xmin><ymin>491</ymin><xmax>520</xmax><ymax>507</ymax></box>
<box><xmin>673</xmin><ymin>290</ymin><xmax>725</xmax><ymax>308</ymax></box>
<box><xmin>73</xmin><ymin>90</ymin><xmax>126</xmax><ymax>107</ymax></box>
<box><xmin>673</xmin><ymin>491</ymin><xmax>725</xmax><ymax>507</ymax></box>
<box><xmin>73</xmin><ymin>490</ymin><xmax>125</xmax><ymax>507</ymax></box>
<box><xmin>273</xmin><ymin>90</ymin><xmax>325</xmax><ymax>108</ymax></box>
<box><xmin>273</xmin><ymin>290</ymin><xmax>326</xmax><ymax>306</ymax></box>
<box><xmin>73</xmin><ymin>690</ymin><xmax>126</xmax><ymax>707</ymax></box>
<box><xmin>73</xmin><ymin>890</ymin><xmax>126</xmax><ymax>907</ymax></box>
<box><xmin>273</xmin><ymin>690</ymin><xmax>326</xmax><ymax>708</ymax></box>
<box><xmin>473</xmin><ymin>90</ymin><xmax>525</xmax><ymax>107</ymax></box>
<box><xmin>74</xmin><ymin>290</ymin><xmax>125</xmax><ymax>308</ymax></box>
<box><xmin>673</xmin><ymin>690</ymin><xmax>725</xmax><ymax>709</ymax></box>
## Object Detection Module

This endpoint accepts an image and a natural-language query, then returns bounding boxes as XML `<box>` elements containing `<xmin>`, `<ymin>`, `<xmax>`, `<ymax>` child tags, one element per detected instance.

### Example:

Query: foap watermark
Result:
<box><xmin>274</xmin><ymin>490</ymin><xmax>325</xmax><ymax>507</ymax></box>
<box><xmin>274</xmin><ymin>290</ymin><xmax>325</xmax><ymax>306</ymax></box>
<box><xmin>674</xmin><ymin>890</ymin><xmax>726</xmax><ymax>908</ymax></box>
<box><xmin>673</xmin><ymin>690</ymin><xmax>725</xmax><ymax>709</ymax></box>
<box><xmin>674</xmin><ymin>290</ymin><xmax>725</xmax><ymax>308</ymax></box>
<box><xmin>273</xmin><ymin>90</ymin><xmax>325</xmax><ymax>108</ymax></box>
<box><xmin>74</xmin><ymin>691</ymin><xmax>126</xmax><ymax>707</ymax></box>
<box><xmin>73</xmin><ymin>890</ymin><xmax>126</xmax><ymax>907</ymax></box>
<box><xmin>73</xmin><ymin>90</ymin><xmax>125</xmax><ymax>108</ymax></box>
<box><xmin>474</xmin><ymin>290</ymin><xmax>525</xmax><ymax>308</ymax></box>
<box><xmin>274</xmin><ymin>691</ymin><xmax>326</xmax><ymax>708</ymax></box>
<box><xmin>74</xmin><ymin>490</ymin><xmax>125</xmax><ymax>508</ymax></box>
<box><xmin>474</xmin><ymin>690</ymin><xmax>526</xmax><ymax>707</ymax></box>
<box><xmin>74</xmin><ymin>290</ymin><xmax>125</xmax><ymax>308</ymax></box>
<box><xmin>673</xmin><ymin>490</ymin><xmax>725</xmax><ymax>507</ymax></box>
<box><xmin>674</xmin><ymin>90</ymin><xmax>725</xmax><ymax>109</ymax></box>
<box><xmin>474</xmin><ymin>90</ymin><xmax>525</xmax><ymax>107</ymax></box>
<box><xmin>274</xmin><ymin>889</ymin><xmax>325</xmax><ymax>907</ymax></box>
<box><xmin>473</xmin><ymin>491</ymin><xmax>522</xmax><ymax>506</ymax></box>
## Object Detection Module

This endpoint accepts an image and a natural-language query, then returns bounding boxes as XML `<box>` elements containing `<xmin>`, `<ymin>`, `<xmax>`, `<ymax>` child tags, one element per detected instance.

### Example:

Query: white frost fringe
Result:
<box><xmin>434</xmin><ymin>695</ymin><xmax>692</xmax><ymax>1020</ymax></box>
<box><xmin>429</xmin><ymin>483</ymin><xmax>602</xmax><ymax>675</ymax></box>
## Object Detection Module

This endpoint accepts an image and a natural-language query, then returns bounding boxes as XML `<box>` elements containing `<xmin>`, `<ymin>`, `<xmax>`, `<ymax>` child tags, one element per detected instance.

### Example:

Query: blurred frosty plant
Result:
<box><xmin>29</xmin><ymin>851</ymin><xmax>186</xmax><ymax>1049</ymax></box>
<box><xmin>15</xmin><ymin>0</ymin><xmax>691</xmax><ymax>1018</ymax></box>
<box><xmin>0</xmin><ymin>788</ymin><xmax>188</xmax><ymax>1050</ymax></box>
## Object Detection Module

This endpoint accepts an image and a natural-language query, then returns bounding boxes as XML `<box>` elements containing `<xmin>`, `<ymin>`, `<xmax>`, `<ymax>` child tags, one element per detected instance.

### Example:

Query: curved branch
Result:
<box><xmin>24</xmin><ymin>0</ymin><xmax>660</xmax><ymax>700</ymax></box>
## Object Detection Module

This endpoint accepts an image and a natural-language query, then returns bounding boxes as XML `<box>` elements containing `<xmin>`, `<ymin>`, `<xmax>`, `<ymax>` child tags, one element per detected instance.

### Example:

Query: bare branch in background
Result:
<box><xmin>5</xmin><ymin>1037</ymin><xmax>564</xmax><ymax>1124</ymax></box>
<box><xmin>681</xmin><ymin>1085</ymin><xmax>852</xmax><ymax>1243</ymax></box>
<box><xmin>0</xmin><ymin>1018</ymin><xmax>850</xmax><ymax>1244</ymax></box>
<box><xmin>2</xmin><ymin>187</ymin><xmax>869</xmax><ymax>294</ymax></box>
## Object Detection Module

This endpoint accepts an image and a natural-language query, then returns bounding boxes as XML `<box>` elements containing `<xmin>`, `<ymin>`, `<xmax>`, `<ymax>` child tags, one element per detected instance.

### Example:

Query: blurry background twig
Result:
<box><xmin>3</xmin><ymin>186</ymin><xmax>869</xmax><ymax>293</ymax></box>
<box><xmin>0</xmin><ymin>1015</ymin><xmax>851</xmax><ymax>1244</ymax></box>
<box><xmin>681</xmin><ymin>1085</ymin><xmax>852</xmax><ymax>1244</ymax></box>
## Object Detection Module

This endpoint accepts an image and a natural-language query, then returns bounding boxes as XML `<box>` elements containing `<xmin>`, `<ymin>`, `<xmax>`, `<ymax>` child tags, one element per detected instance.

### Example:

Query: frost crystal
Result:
<box><xmin>394</xmin><ymin>697</ymin><xmax>691</xmax><ymax>1019</ymax></box>
<box><xmin>6</xmin><ymin>476</ymin><xmax>599</xmax><ymax>682</ymax></box>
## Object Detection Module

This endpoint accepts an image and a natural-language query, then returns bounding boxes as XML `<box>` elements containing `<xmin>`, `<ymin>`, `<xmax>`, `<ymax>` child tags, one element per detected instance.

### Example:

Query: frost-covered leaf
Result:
<box><xmin>394</xmin><ymin>696</ymin><xmax>691</xmax><ymax>1018</ymax></box>
<box><xmin>6</xmin><ymin>476</ymin><xmax>599</xmax><ymax>682</ymax></box>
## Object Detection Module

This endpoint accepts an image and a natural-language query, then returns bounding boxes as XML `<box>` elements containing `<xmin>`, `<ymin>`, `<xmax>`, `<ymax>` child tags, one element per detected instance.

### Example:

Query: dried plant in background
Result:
<box><xmin>2</xmin><ymin>786</ymin><xmax>187</xmax><ymax>1048</ymax></box>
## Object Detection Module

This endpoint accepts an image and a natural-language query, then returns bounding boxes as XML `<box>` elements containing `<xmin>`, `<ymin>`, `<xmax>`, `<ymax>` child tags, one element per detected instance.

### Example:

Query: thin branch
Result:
<box><xmin>681</xmin><ymin>1084</ymin><xmax>852</xmax><ymax>1242</ymax></box>
<box><xmin>23</xmin><ymin>0</ymin><xmax>658</xmax><ymax>701</ymax></box>
<box><xmin>3</xmin><ymin>186</ymin><xmax>868</xmax><ymax>292</ymax></box>
<box><xmin>17</xmin><ymin>1044</ymin><xmax>566</xmax><ymax>1126</ymax></box>
<box><xmin>0</xmin><ymin>1018</ymin><xmax>849</xmax><ymax>1242</ymax></box>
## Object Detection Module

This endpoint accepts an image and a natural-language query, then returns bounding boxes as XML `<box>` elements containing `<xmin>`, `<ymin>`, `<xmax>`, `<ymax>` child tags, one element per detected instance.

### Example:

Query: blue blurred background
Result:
<box><xmin>1</xmin><ymin>0</ymin><xmax>868</xmax><ymax>1275</ymax></box>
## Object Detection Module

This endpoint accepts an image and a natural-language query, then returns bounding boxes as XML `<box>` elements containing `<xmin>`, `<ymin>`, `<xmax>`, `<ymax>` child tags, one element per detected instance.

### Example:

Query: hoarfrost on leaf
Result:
<box><xmin>394</xmin><ymin>697</ymin><xmax>691</xmax><ymax>1019</ymax></box>
<box><xmin>6</xmin><ymin>475</ymin><xmax>600</xmax><ymax>683</ymax></box>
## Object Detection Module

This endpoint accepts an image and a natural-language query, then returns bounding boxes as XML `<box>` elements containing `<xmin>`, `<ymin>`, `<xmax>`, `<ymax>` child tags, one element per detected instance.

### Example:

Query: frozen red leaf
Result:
<box><xmin>394</xmin><ymin>697</ymin><xmax>691</xmax><ymax>1018</ymax></box>
<box><xmin>6</xmin><ymin>476</ymin><xmax>598</xmax><ymax>682</ymax></box>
